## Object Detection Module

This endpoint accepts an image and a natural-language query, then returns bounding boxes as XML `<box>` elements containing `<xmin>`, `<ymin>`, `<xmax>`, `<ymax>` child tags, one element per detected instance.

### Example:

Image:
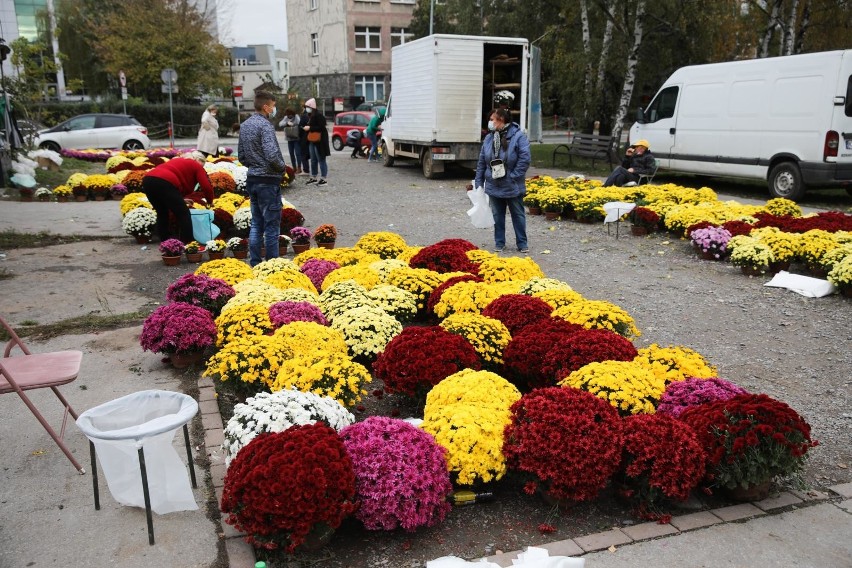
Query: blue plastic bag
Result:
<box><xmin>190</xmin><ymin>209</ymin><xmax>220</xmax><ymax>243</ymax></box>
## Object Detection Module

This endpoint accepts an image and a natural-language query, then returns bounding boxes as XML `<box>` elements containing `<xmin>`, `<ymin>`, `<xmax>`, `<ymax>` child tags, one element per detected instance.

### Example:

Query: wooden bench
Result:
<box><xmin>552</xmin><ymin>133</ymin><xmax>616</xmax><ymax>168</ymax></box>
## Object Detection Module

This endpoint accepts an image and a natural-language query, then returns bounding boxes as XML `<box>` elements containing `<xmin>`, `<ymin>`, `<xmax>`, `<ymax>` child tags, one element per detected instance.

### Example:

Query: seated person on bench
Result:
<box><xmin>602</xmin><ymin>139</ymin><xmax>655</xmax><ymax>187</ymax></box>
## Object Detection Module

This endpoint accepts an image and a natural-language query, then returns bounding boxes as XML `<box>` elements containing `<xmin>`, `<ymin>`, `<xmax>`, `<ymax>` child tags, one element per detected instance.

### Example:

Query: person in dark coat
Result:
<box><xmin>602</xmin><ymin>139</ymin><xmax>656</xmax><ymax>187</ymax></box>
<box><xmin>302</xmin><ymin>98</ymin><xmax>330</xmax><ymax>186</ymax></box>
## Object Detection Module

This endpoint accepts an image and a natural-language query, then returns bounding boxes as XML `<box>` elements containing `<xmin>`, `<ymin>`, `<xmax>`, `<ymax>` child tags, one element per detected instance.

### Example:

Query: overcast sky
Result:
<box><xmin>220</xmin><ymin>0</ymin><xmax>288</xmax><ymax>50</ymax></box>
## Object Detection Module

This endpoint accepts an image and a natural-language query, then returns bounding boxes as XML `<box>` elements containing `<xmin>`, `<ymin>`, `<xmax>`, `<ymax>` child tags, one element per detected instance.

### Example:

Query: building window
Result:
<box><xmin>355</xmin><ymin>26</ymin><xmax>381</xmax><ymax>52</ymax></box>
<box><xmin>311</xmin><ymin>33</ymin><xmax>319</xmax><ymax>56</ymax></box>
<box><xmin>308</xmin><ymin>0</ymin><xmax>317</xmax><ymax>9</ymax></box>
<box><xmin>223</xmin><ymin>59</ymin><xmax>231</xmax><ymax>66</ymax></box>
<box><xmin>355</xmin><ymin>75</ymin><xmax>385</xmax><ymax>101</ymax></box>
<box><xmin>391</xmin><ymin>27</ymin><xmax>413</xmax><ymax>47</ymax></box>
<box><xmin>235</xmin><ymin>58</ymin><xmax>247</xmax><ymax>66</ymax></box>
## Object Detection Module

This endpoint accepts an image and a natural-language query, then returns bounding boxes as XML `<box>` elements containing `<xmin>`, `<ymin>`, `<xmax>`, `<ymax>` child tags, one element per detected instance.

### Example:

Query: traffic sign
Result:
<box><xmin>160</xmin><ymin>68</ymin><xmax>178</xmax><ymax>84</ymax></box>
<box><xmin>232</xmin><ymin>85</ymin><xmax>243</xmax><ymax>98</ymax></box>
<box><xmin>161</xmin><ymin>84</ymin><xmax>179</xmax><ymax>94</ymax></box>
<box><xmin>119</xmin><ymin>70</ymin><xmax>126</xmax><ymax>87</ymax></box>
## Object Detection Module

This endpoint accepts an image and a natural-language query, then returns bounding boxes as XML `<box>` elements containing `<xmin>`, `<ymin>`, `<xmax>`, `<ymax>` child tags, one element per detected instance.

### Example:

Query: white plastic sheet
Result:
<box><xmin>76</xmin><ymin>390</ymin><xmax>199</xmax><ymax>514</ymax></box>
<box><xmin>427</xmin><ymin>547</ymin><xmax>585</xmax><ymax>567</ymax></box>
<box><xmin>602</xmin><ymin>201</ymin><xmax>636</xmax><ymax>224</ymax></box>
<box><xmin>764</xmin><ymin>270</ymin><xmax>836</xmax><ymax>298</ymax></box>
<box><xmin>467</xmin><ymin>183</ymin><xmax>494</xmax><ymax>229</ymax></box>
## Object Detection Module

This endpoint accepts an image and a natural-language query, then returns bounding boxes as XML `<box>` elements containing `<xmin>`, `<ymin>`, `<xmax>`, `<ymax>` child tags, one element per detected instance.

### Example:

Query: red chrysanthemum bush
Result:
<box><xmin>680</xmin><ymin>394</ymin><xmax>817</xmax><ymax>491</ymax></box>
<box><xmin>340</xmin><ymin>417</ymin><xmax>452</xmax><ymax>531</ymax></box>
<box><xmin>481</xmin><ymin>294</ymin><xmax>553</xmax><ymax>335</ymax></box>
<box><xmin>545</xmin><ymin>328</ymin><xmax>638</xmax><ymax>381</ymax></box>
<box><xmin>504</xmin><ymin>387</ymin><xmax>623</xmax><ymax>502</ymax></box>
<box><xmin>372</xmin><ymin>326</ymin><xmax>480</xmax><ymax>403</ymax></box>
<box><xmin>426</xmin><ymin>274</ymin><xmax>483</xmax><ymax>317</ymax></box>
<box><xmin>409</xmin><ymin>241</ymin><xmax>480</xmax><ymax>274</ymax></box>
<box><xmin>721</xmin><ymin>220</ymin><xmax>755</xmax><ymax>237</ymax></box>
<box><xmin>502</xmin><ymin>318</ymin><xmax>583</xmax><ymax>391</ymax></box>
<box><xmin>221</xmin><ymin>423</ymin><xmax>357</xmax><ymax>552</ymax></box>
<box><xmin>617</xmin><ymin>414</ymin><xmax>706</xmax><ymax>519</ymax></box>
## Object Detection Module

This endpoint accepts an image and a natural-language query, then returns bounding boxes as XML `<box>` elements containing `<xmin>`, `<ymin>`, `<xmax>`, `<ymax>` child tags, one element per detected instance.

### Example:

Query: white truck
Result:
<box><xmin>380</xmin><ymin>34</ymin><xmax>537</xmax><ymax>178</ymax></box>
<box><xmin>629</xmin><ymin>49</ymin><xmax>852</xmax><ymax>200</ymax></box>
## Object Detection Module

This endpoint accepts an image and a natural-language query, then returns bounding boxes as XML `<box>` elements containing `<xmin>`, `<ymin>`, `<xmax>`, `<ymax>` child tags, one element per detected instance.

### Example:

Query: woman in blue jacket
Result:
<box><xmin>474</xmin><ymin>108</ymin><xmax>531</xmax><ymax>253</ymax></box>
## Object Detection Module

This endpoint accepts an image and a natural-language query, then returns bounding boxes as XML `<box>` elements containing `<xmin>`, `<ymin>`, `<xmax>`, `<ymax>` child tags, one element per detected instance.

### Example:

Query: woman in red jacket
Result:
<box><xmin>142</xmin><ymin>151</ymin><xmax>215</xmax><ymax>243</ymax></box>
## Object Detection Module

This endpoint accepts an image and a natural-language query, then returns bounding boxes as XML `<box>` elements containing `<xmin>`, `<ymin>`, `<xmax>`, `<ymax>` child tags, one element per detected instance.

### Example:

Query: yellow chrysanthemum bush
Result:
<box><xmin>224</xmin><ymin>280</ymin><xmax>288</xmax><ymax>309</ymax></box>
<box><xmin>819</xmin><ymin>242</ymin><xmax>852</xmax><ymax>273</ymax></box>
<box><xmin>384</xmin><ymin>267</ymin><xmax>445</xmax><ymax>313</ymax></box>
<box><xmin>275</xmin><ymin>287</ymin><xmax>320</xmax><ymax>304</ymax></box>
<box><xmin>321</xmin><ymin>264</ymin><xmax>381</xmax><ymax>291</ymax></box>
<box><xmin>552</xmin><ymin>299</ymin><xmax>640</xmax><ymax>339</ymax></box>
<box><xmin>439</xmin><ymin>313</ymin><xmax>511</xmax><ymax>371</ymax></box>
<box><xmin>262</xmin><ymin>270</ymin><xmax>318</xmax><ymax>294</ymax></box>
<box><xmin>763</xmin><ymin>198</ymin><xmax>802</xmax><ymax>218</ymax></box>
<box><xmin>83</xmin><ymin>173</ymin><xmax>120</xmax><ymax>195</ymax></box>
<box><xmin>421</xmin><ymin>370</ymin><xmax>521</xmax><ymax>485</ymax></box>
<box><xmin>517</xmin><ymin>277</ymin><xmax>574</xmax><ymax>295</ymax></box>
<box><xmin>203</xmin><ymin>334</ymin><xmax>289</xmax><ymax>397</ymax></box>
<box><xmin>271</xmin><ymin>351</ymin><xmax>372</xmax><ymax>407</ymax></box>
<box><xmin>365</xmin><ymin>285</ymin><xmax>418</xmax><ymax>323</ymax></box>
<box><xmin>632</xmin><ymin>344</ymin><xmax>717</xmax><ymax>386</ymax></box>
<box><xmin>431</xmin><ymin>280</ymin><xmax>520</xmax><ymax>318</ymax></box>
<box><xmin>369</xmin><ymin>259</ymin><xmax>409</xmax><ymax>281</ymax></box>
<box><xmin>212</xmin><ymin>192</ymin><xmax>247</xmax><ymax>215</ymax></box>
<box><xmin>319</xmin><ymin>281</ymin><xmax>378</xmax><ymax>322</ymax></box>
<box><xmin>214</xmin><ymin>303</ymin><xmax>275</xmax><ymax>346</ymax></box>
<box><xmin>251</xmin><ymin>258</ymin><xmax>300</xmax><ymax>278</ymax></box>
<box><xmin>466</xmin><ymin>248</ymin><xmax>497</xmax><ymax>265</ymax></box>
<box><xmin>559</xmin><ymin>360</ymin><xmax>664</xmax><ymax>415</ymax></box>
<box><xmin>272</xmin><ymin>319</ymin><xmax>347</xmax><ymax>352</ymax></box>
<box><xmin>797</xmin><ymin>230</ymin><xmax>840</xmax><ymax>269</ymax></box>
<box><xmin>827</xmin><ymin>255</ymin><xmax>852</xmax><ymax>289</ymax></box>
<box><xmin>750</xmin><ymin>227</ymin><xmax>800</xmax><ymax>264</ymax></box>
<box><xmin>329</xmin><ymin>305</ymin><xmax>403</xmax><ymax>362</ymax></box>
<box><xmin>477</xmin><ymin>256</ymin><xmax>545</xmax><ymax>283</ymax></box>
<box><xmin>195</xmin><ymin>258</ymin><xmax>254</xmax><ymax>286</ymax></box>
<box><xmin>728</xmin><ymin>235</ymin><xmax>774</xmax><ymax>272</ymax></box>
<box><xmin>119</xmin><ymin>192</ymin><xmax>152</xmax><ymax>216</ymax></box>
<box><xmin>294</xmin><ymin>246</ymin><xmax>371</xmax><ymax>268</ymax></box>
<box><xmin>532</xmin><ymin>288</ymin><xmax>585</xmax><ymax>310</ymax></box>
<box><xmin>355</xmin><ymin>231</ymin><xmax>408</xmax><ymax>259</ymax></box>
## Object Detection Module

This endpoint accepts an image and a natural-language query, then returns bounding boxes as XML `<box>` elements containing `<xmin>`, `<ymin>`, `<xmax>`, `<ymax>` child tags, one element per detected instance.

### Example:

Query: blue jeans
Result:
<box><xmin>366</xmin><ymin>131</ymin><xmax>378</xmax><ymax>161</ymax></box>
<box><xmin>247</xmin><ymin>181</ymin><xmax>281</xmax><ymax>266</ymax></box>
<box><xmin>309</xmin><ymin>143</ymin><xmax>328</xmax><ymax>178</ymax></box>
<box><xmin>490</xmin><ymin>195</ymin><xmax>527</xmax><ymax>250</ymax></box>
<box><xmin>287</xmin><ymin>140</ymin><xmax>302</xmax><ymax>170</ymax></box>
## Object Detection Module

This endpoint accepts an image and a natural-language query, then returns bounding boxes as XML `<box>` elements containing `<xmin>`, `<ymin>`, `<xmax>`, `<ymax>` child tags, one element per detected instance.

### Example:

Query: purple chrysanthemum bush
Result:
<box><xmin>268</xmin><ymin>300</ymin><xmax>329</xmax><ymax>328</ymax></box>
<box><xmin>166</xmin><ymin>273</ymin><xmax>236</xmax><ymax>316</ymax></box>
<box><xmin>340</xmin><ymin>417</ymin><xmax>452</xmax><ymax>531</ymax></box>
<box><xmin>656</xmin><ymin>376</ymin><xmax>749</xmax><ymax>418</ymax></box>
<box><xmin>140</xmin><ymin>302</ymin><xmax>217</xmax><ymax>354</ymax></box>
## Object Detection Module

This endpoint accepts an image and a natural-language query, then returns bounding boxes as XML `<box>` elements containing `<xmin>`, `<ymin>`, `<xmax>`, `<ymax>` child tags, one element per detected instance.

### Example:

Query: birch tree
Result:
<box><xmin>610</xmin><ymin>0</ymin><xmax>646</xmax><ymax>143</ymax></box>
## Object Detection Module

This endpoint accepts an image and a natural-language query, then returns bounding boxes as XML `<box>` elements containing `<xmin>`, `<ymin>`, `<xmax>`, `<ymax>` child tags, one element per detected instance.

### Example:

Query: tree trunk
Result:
<box><xmin>758</xmin><ymin>0</ymin><xmax>783</xmax><ymax>57</ymax></box>
<box><xmin>595</xmin><ymin>0</ymin><xmax>616</xmax><ymax>94</ymax></box>
<box><xmin>794</xmin><ymin>3</ymin><xmax>810</xmax><ymax>54</ymax></box>
<box><xmin>783</xmin><ymin>0</ymin><xmax>800</xmax><ymax>55</ymax></box>
<box><xmin>609</xmin><ymin>0</ymin><xmax>646</xmax><ymax>145</ymax></box>
<box><xmin>580</xmin><ymin>0</ymin><xmax>593</xmax><ymax>126</ymax></box>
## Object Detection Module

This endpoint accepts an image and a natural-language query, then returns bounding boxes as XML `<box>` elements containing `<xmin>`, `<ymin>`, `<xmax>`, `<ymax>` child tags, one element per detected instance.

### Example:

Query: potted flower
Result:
<box><xmin>629</xmin><ymin>206</ymin><xmax>661</xmax><ymax>236</ymax></box>
<box><xmin>181</xmin><ymin>240</ymin><xmax>201</xmax><ymax>262</ymax></box>
<box><xmin>290</xmin><ymin>226</ymin><xmax>312</xmax><ymax>254</ymax></box>
<box><xmin>71</xmin><ymin>183</ymin><xmax>89</xmax><ymax>201</ymax></box>
<box><xmin>827</xmin><ymin>256</ymin><xmax>852</xmax><ymax>298</ymax></box>
<box><xmin>523</xmin><ymin>194</ymin><xmax>542</xmax><ymax>215</ymax></box>
<box><xmin>690</xmin><ymin>226</ymin><xmax>732</xmax><ymax>260</ymax></box>
<box><xmin>280</xmin><ymin>206</ymin><xmax>305</xmax><ymax>235</ymax></box>
<box><xmin>166</xmin><ymin>272</ymin><xmax>235</xmax><ymax>316</ymax></box>
<box><xmin>18</xmin><ymin>187</ymin><xmax>35</xmax><ymax>201</ymax></box>
<box><xmin>221</xmin><ymin>424</ymin><xmax>357</xmax><ymax>552</ymax></box>
<box><xmin>205</xmin><ymin>239</ymin><xmax>228</xmax><ymax>260</ymax></box>
<box><xmin>226</xmin><ymin>236</ymin><xmax>248</xmax><ymax>259</ymax></box>
<box><xmin>53</xmin><ymin>185</ymin><xmax>73</xmax><ymax>202</ymax></box>
<box><xmin>139</xmin><ymin>302</ymin><xmax>217</xmax><ymax>368</ymax></box>
<box><xmin>728</xmin><ymin>235</ymin><xmax>775</xmax><ymax>276</ymax></box>
<box><xmin>538</xmin><ymin>188</ymin><xmax>571</xmax><ymax>220</ymax></box>
<box><xmin>121</xmin><ymin>206</ymin><xmax>157</xmax><ymax>243</ymax></box>
<box><xmin>681</xmin><ymin>393</ymin><xmax>817</xmax><ymax>501</ymax></box>
<box><xmin>313</xmin><ymin>223</ymin><xmax>338</xmax><ymax>249</ymax></box>
<box><xmin>34</xmin><ymin>187</ymin><xmax>53</xmax><ymax>202</ymax></box>
<box><xmin>232</xmin><ymin>207</ymin><xmax>252</xmax><ymax>237</ymax></box>
<box><xmin>110</xmin><ymin>183</ymin><xmax>129</xmax><ymax>199</ymax></box>
<box><xmin>158</xmin><ymin>238</ymin><xmax>185</xmax><ymax>266</ymax></box>
<box><xmin>278</xmin><ymin>233</ymin><xmax>292</xmax><ymax>254</ymax></box>
<box><xmin>84</xmin><ymin>174</ymin><xmax>115</xmax><ymax>201</ymax></box>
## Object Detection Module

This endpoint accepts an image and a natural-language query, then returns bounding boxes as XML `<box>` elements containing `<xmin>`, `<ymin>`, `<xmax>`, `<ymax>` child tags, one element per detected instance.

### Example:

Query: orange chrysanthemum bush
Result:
<box><xmin>121</xmin><ymin>170</ymin><xmax>147</xmax><ymax>192</ymax></box>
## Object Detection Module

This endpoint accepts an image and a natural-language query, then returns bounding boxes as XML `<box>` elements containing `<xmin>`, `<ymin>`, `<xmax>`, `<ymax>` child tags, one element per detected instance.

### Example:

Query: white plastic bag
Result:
<box><xmin>764</xmin><ymin>270</ymin><xmax>836</xmax><ymax>298</ymax></box>
<box><xmin>467</xmin><ymin>183</ymin><xmax>494</xmax><ymax>229</ymax></box>
<box><xmin>76</xmin><ymin>390</ymin><xmax>199</xmax><ymax>514</ymax></box>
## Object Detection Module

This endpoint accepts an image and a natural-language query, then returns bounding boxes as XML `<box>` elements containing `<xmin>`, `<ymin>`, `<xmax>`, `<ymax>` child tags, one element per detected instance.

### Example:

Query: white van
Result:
<box><xmin>629</xmin><ymin>50</ymin><xmax>852</xmax><ymax>200</ymax></box>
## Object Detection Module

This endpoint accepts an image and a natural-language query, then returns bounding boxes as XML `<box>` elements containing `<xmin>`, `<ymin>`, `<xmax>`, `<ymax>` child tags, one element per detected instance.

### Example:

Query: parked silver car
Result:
<box><xmin>35</xmin><ymin>113</ymin><xmax>150</xmax><ymax>151</ymax></box>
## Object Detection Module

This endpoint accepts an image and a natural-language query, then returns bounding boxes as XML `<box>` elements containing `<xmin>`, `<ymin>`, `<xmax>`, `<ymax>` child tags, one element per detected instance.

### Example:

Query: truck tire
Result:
<box><xmin>422</xmin><ymin>150</ymin><xmax>437</xmax><ymax>179</ymax></box>
<box><xmin>768</xmin><ymin>162</ymin><xmax>804</xmax><ymax>201</ymax></box>
<box><xmin>381</xmin><ymin>141</ymin><xmax>394</xmax><ymax>167</ymax></box>
<box><xmin>332</xmin><ymin>136</ymin><xmax>344</xmax><ymax>151</ymax></box>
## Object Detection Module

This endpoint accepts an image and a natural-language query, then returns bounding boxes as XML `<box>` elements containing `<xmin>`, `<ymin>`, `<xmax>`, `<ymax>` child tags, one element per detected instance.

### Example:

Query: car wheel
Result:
<box><xmin>768</xmin><ymin>162</ymin><xmax>804</xmax><ymax>201</ymax></box>
<box><xmin>381</xmin><ymin>141</ymin><xmax>394</xmax><ymax>167</ymax></box>
<box><xmin>332</xmin><ymin>136</ymin><xmax>344</xmax><ymax>151</ymax></box>
<box><xmin>39</xmin><ymin>141</ymin><xmax>61</xmax><ymax>152</ymax></box>
<box><xmin>123</xmin><ymin>140</ymin><xmax>144</xmax><ymax>151</ymax></box>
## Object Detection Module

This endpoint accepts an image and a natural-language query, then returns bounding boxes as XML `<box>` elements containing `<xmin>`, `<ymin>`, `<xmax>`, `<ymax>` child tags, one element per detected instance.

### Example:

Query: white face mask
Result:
<box><xmin>268</xmin><ymin>106</ymin><xmax>277</xmax><ymax>119</ymax></box>
<box><xmin>487</xmin><ymin>120</ymin><xmax>496</xmax><ymax>131</ymax></box>
<box><xmin>306</xmin><ymin>107</ymin><xmax>313</xmax><ymax>114</ymax></box>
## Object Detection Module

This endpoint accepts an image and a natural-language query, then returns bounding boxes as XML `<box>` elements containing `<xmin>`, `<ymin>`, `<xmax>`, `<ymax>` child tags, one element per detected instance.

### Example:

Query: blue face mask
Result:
<box><xmin>268</xmin><ymin>106</ymin><xmax>277</xmax><ymax>119</ymax></box>
<box><xmin>487</xmin><ymin>120</ymin><xmax>496</xmax><ymax>131</ymax></box>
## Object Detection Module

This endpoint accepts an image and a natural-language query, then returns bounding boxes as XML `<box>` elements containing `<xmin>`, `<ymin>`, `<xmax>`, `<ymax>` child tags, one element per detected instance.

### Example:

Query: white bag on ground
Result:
<box><xmin>426</xmin><ymin>546</ymin><xmax>585</xmax><ymax>567</ymax></box>
<box><xmin>467</xmin><ymin>183</ymin><xmax>494</xmax><ymax>229</ymax></box>
<box><xmin>764</xmin><ymin>270</ymin><xmax>836</xmax><ymax>298</ymax></box>
<box><xmin>76</xmin><ymin>390</ymin><xmax>199</xmax><ymax>514</ymax></box>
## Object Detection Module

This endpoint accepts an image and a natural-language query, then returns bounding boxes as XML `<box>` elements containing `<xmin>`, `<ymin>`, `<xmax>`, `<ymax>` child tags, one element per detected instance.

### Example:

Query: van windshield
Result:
<box><xmin>646</xmin><ymin>86</ymin><xmax>679</xmax><ymax>123</ymax></box>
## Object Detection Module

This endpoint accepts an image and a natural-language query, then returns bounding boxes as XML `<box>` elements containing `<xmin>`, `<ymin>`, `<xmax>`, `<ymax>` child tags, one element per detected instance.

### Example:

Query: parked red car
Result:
<box><xmin>331</xmin><ymin>111</ymin><xmax>381</xmax><ymax>152</ymax></box>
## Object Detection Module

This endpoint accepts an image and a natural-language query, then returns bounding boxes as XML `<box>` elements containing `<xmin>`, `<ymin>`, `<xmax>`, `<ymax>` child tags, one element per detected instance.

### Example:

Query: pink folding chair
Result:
<box><xmin>0</xmin><ymin>314</ymin><xmax>85</xmax><ymax>473</ymax></box>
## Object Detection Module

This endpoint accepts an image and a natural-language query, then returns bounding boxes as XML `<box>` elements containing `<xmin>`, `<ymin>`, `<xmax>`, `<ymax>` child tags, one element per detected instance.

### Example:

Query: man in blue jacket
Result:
<box><xmin>474</xmin><ymin>108</ymin><xmax>531</xmax><ymax>253</ymax></box>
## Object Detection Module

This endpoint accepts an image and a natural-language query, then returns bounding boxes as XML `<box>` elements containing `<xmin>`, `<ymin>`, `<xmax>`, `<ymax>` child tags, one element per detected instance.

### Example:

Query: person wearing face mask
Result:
<box><xmin>302</xmin><ymin>98</ymin><xmax>330</xmax><ymax>186</ymax></box>
<box><xmin>237</xmin><ymin>91</ymin><xmax>287</xmax><ymax>266</ymax></box>
<box><xmin>473</xmin><ymin>108</ymin><xmax>531</xmax><ymax>254</ymax></box>
<box><xmin>196</xmin><ymin>104</ymin><xmax>219</xmax><ymax>157</ymax></box>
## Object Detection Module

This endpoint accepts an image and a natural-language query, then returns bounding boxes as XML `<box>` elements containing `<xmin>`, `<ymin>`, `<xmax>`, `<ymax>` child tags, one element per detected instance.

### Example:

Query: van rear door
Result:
<box><xmin>834</xmin><ymin>53</ymin><xmax>852</xmax><ymax>182</ymax></box>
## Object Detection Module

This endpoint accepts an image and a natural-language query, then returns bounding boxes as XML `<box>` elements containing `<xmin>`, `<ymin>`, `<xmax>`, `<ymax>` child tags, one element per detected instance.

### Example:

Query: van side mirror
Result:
<box><xmin>634</xmin><ymin>107</ymin><xmax>646</xmax><ymax>124</ymax></box>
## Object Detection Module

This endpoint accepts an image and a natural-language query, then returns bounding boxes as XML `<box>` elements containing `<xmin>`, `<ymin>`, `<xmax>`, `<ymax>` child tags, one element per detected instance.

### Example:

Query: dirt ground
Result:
<box><xmin>1</xmin><ymin>152</ymin><xmax>850</xmax><ymax>567</ymax></box>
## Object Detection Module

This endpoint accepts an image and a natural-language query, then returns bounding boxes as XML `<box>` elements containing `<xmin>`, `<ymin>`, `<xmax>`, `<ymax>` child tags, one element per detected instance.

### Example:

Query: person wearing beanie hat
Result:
<box><xmin>302</xmin><ymin>97</ymin><xmax>331</xmax><ymax>186</ymax></box>
<box><xmin>602</xmin><ymin>139</ymin><xmax>656</xmax><ymax>187</ymax></box>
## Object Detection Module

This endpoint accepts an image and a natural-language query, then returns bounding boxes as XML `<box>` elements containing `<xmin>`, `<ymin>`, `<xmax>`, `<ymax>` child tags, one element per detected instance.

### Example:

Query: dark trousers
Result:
<box><xmin>142</xmin><ymin>176</ymin><xmax>193</xmax><ymax>243</ymax></box>
<box><xmin>602</xmin><ymin>166</ymin><xmax>639</xmax><ymax>187</ymax></box>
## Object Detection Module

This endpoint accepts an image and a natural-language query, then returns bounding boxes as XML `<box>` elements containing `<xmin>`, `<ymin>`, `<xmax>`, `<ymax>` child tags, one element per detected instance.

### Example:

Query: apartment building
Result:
<box><xmin>225</xmin><ymin>45</ymin><xmax>290</xmax><ymax>109</ymax></box>
<box><xmin>286</xmin><ymin>0</ymin><xmax>415</xmax><ymax>112</ymax></box>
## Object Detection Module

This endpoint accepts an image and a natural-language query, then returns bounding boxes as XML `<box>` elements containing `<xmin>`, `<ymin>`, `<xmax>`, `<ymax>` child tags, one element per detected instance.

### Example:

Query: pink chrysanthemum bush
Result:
<box><xmin>656</xmin><ymin>376</ymin><xmax>749</xmax><ymax>418</ymax></box>
<box><xmin>340</xmin><ymin>417</ymin><xmax>453</xmax><ymax>531</ymax></box>
<box><xmin>268</xmin><ymin>300</ymin><xmax>329</xmax><ymax>328</ymax></box>
<box><xmin>300</xmin><ymin>258</ymin><xmax>341</xmax><ymax>291</ymax></box>
<box><xmin>140</xmin><ymin>302</ymin><xmax>217</xmax><ymax>355</ymax></box>
<box><xmin>221</xmin><ymin>424</ymin><xmax>357</xmax><ymax>552</ymax></box>
<box><xmin>165</xmin><ymin>273</ymin><xmax>236</xmax><ymax>316</ymax></box>
<box><xmin>504</xmin><ymin>387</ymin><xmax>623</xmax><ymax>502</ymax></box>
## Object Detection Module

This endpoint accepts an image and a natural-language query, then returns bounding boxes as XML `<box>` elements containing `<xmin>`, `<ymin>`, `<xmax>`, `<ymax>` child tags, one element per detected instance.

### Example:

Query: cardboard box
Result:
<box><xmin>36</xmin><ymin>156</ymin><xmax>60</xmax><ymax>171</ymax></box>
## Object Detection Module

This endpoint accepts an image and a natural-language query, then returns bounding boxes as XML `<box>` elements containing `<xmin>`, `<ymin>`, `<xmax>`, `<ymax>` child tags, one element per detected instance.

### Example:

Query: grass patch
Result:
<box><xmin>33</xmin><ymin>157</ymin><xmax>104</xmax><ymax>187</ymax></box>
<box><xmin>0</xmin><ymin>230</ymin><xmax>115</xmax><ymax>249</ymax></box>
<box><xmin>0</xmin><ymin>311</ymin><xmax>152</xmax><ymax>341</ymax></box>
